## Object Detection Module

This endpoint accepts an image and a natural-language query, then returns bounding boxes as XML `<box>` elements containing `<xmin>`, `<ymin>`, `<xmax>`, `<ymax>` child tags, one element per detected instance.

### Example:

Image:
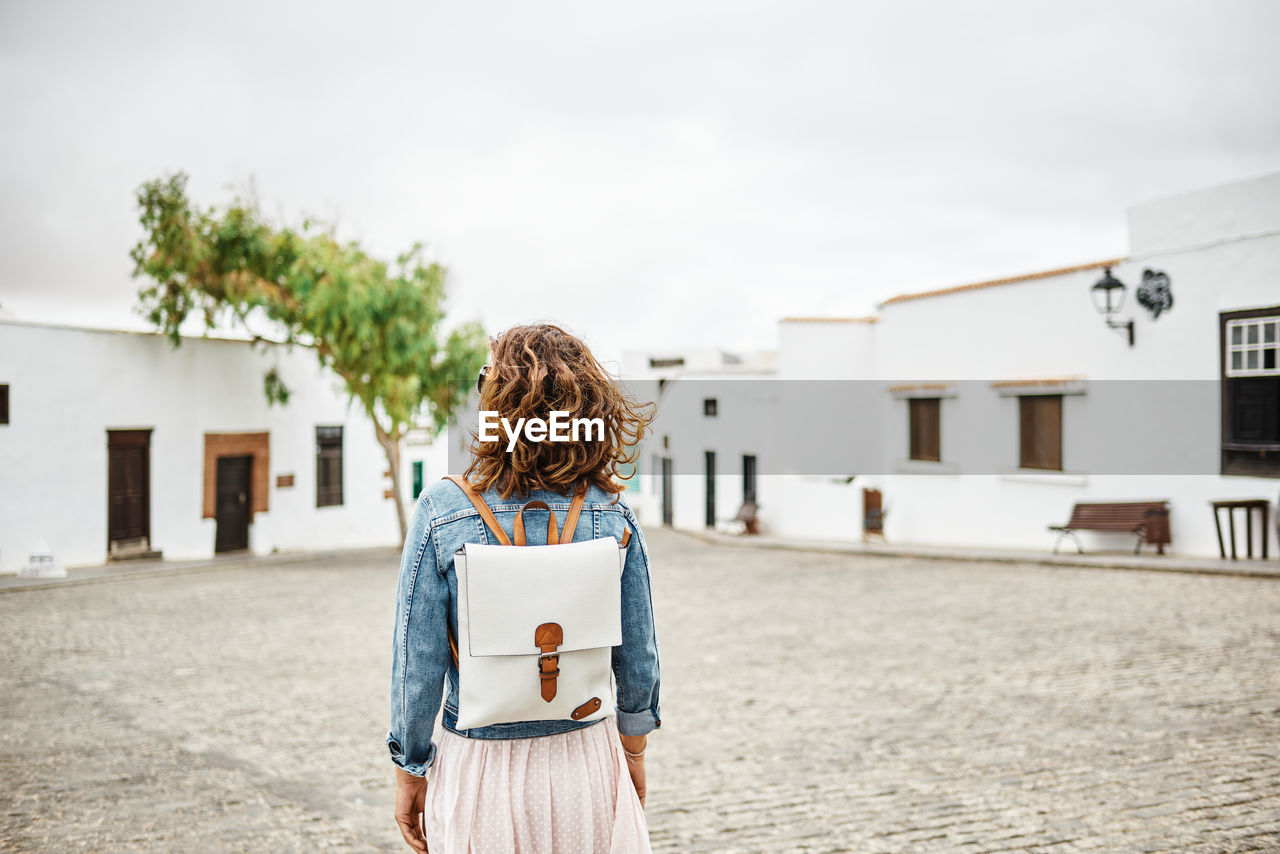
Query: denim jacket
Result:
<box><xmin>387</xmin><ymin>478</ymin><xmax>662</xmax><ymax>776</ymax></box>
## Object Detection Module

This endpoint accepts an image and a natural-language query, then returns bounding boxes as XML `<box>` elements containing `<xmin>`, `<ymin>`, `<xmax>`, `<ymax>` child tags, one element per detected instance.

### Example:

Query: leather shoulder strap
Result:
<box><xmin>443</xmin><ymin>475</ymin><xmax>511</xmax><ymax>546</ymax></box>
<box><xmin>559</xmin><ymin>483</ymin><xmax>589</xmax><ymax>543</ymax></box>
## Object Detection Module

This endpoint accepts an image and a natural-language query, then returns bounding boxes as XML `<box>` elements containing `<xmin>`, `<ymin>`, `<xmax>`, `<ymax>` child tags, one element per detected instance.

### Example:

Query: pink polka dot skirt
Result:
<box><xmin>424</xmin><ymin>717</ymin><xmax>651</xmax><ymax>853</ymax></box>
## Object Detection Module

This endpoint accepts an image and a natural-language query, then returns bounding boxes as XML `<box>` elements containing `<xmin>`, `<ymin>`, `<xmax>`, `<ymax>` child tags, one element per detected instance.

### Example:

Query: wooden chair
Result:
<box><xmin>733</xmin><ymin>501</ymin><xmax>760</xmax><ymax>535</ymax></box>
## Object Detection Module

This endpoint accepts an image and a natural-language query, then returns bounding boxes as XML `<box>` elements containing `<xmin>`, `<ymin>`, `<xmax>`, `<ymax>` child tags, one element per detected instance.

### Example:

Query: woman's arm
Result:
<box><xmin>612</xmin><ymin>510</ymin><xmax>660</xmax><ymax>806</ymax></box>
<box><xmin>394</xmin><ymin>766</ymin><xmax>428</xmax><ymax>853</ymax></box>
<box><xmin>613</xmin><ymin>511</ymin><xmax>662</xmax><ymax>737</ymax></box>
<box><xmin>387</xmin><ymin>493</ymin><xmax>451</xmax><ymax>777</ymax></box>
<box><xmin>619</xmin><ymin>732</ymin><xmax>649</xmax><ymax>807</ymax></box>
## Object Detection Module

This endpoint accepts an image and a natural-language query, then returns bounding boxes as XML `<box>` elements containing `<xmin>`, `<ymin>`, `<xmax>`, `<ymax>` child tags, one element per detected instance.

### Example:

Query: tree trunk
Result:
<box><xmin>374</xmin><ymin>421</ymin><xmax>408</xmax><ymax>542</ymax></box>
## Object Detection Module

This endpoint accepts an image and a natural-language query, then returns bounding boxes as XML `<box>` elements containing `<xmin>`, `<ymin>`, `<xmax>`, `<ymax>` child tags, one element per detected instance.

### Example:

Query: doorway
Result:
<box><xmin>660</xmin><ymin>457</ymin><xmax>674</xmax><ymax>526</ymax></box>
<box><xmin>107</xmin><ymin>429</ymin><xmax>152</xmax><ymax>555</ymax></box>
<box><xmin>704</xmin><ymin>451</ymin><xmax>716</xmax><ymax>528</ymax></box>
<box><xmin>215</xmin><ymin>455</ymin><xmax>253</xmax><ymax>553</ymax></box>
<box><xmin>863</xmin><ymin>487</ymin><xmax>885</xmax><ymax>542</ymax></box>
<box><xmin>742</xmin><ymin>454</ymin><xmax>758</xmax><ymax>504</ymax></box>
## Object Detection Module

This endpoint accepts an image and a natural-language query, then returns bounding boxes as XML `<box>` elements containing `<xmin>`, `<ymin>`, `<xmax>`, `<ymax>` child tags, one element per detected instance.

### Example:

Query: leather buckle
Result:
<box><xmin>535</xmin><ymin>622</ymin><xmax>563</xmax><ymax>701</ymax></box>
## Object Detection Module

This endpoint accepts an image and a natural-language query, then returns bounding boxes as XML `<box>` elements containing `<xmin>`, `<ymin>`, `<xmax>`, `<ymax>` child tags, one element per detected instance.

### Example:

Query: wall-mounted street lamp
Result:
<box><xmin>1090</xmin><ymin>267</ymin><xmax>1134</xmax><ymax>347</ymax></box>
<box><xmin>1089</xmin><ymin>266</ymin><xmax>1174</xmax><ymax>348</ymax></box>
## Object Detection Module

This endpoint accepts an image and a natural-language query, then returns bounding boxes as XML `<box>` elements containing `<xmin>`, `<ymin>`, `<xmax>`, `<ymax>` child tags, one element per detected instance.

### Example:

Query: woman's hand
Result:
<box><xmin>394</xmin><ymin>767</ymin><xmax>429</xmax><ymax>852</ymax></box>
<box><xmin>619</xmin><ymin>733</ymin><xmax>647</xmax><ymax>807</ymax></box>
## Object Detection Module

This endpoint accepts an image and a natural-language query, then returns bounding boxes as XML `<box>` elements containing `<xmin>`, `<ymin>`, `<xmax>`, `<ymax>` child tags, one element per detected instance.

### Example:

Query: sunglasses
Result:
<box><xmin>476</xmin><ymin>336</ymin><xmax>498</xmax><ymax>395</ymax></box>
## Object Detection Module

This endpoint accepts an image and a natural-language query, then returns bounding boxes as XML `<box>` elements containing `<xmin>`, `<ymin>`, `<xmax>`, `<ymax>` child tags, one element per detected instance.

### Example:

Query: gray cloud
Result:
<box><xmin>2</xmin><ymin>0</ymin><xmax>1278</xmax><ymax>362</ymax></box>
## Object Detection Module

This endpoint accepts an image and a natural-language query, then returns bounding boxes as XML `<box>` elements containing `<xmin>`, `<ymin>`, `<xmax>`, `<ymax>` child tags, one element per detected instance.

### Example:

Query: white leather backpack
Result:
<box><xmin>443</xmin><ymin>476</ymin><xmax>629</xmax><ymax>730</ymax></box>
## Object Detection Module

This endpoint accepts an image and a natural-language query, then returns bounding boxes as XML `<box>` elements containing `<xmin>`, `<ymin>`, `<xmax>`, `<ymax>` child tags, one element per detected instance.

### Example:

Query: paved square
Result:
<box><xmin>1</xmin><ymin>530</ymin><xmax>1278</xmax><ymax>852</ymax></box>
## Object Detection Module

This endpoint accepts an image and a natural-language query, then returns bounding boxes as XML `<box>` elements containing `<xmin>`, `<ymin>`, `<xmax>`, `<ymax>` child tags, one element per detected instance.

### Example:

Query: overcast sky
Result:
<box><xmin>1</xmin><ymin>0</ymin><xmax>1278</xmax><ymax>365</ymax></box>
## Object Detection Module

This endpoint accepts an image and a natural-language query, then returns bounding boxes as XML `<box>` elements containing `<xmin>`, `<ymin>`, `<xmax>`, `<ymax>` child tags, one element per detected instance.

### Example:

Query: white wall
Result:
<box><xmin>0</xmin><ymin>321</ymin><xmax>450</xmax><ymax>572</ymax></box>
<box><xmin>1128</xmin><ymin>171</ymin><xmax>1280</xmax><ymax>258</ymax></box>
<box><xmin>778</xmin><ymin>319</ymin><xmax>876</xmax><ymax>380</ymax></box>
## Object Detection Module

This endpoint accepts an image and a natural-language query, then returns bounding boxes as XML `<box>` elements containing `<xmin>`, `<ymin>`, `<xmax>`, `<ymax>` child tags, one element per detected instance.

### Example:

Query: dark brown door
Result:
<box><xmin>215</xmin><ymin>456</ymin><xmax>253</xmax><ymax>553</ymax></box>
<box><xmin>863</xmin><ymin>488</ymin><xmax>884</xmax><ymax>535</ymax></box>
<box><xmin>108</xmin><ymin>430</ymin><xmax>151</xmax><ymax>549</ymax></box>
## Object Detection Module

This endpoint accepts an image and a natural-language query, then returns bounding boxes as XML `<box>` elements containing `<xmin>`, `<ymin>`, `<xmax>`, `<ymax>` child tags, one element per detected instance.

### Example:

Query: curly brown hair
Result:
<box><xmin>464</xmin><ymin>324</ymin><xmax>655</xmax><ymax>499</ymax></box>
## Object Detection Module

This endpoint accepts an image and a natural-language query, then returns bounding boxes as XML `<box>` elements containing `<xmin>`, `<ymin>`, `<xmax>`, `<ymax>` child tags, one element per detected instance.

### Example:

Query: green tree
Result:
<box><xmin>130</xmin><ymin>172</ymin><xmax>486</xmax><ymax>540</ymax></box>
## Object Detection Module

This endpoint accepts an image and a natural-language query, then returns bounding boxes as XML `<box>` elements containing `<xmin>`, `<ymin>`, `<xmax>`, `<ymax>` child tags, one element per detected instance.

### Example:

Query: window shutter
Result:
<box><xmin>908</xmin><ymin>398</ymin><xmax>941</xmax><ymax>462</ymax></box>
<box><xmin>1019</xmin><ymin>395</ymin><xmax>1062</xmax><ymax>471</ymax></box>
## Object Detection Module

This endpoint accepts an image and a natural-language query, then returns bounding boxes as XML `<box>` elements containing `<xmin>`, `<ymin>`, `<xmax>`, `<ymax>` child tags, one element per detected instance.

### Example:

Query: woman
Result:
<box><xmin>387</xmin><ymin>324</ymin><xmax>661</xmax><ymax>853</ymax></box>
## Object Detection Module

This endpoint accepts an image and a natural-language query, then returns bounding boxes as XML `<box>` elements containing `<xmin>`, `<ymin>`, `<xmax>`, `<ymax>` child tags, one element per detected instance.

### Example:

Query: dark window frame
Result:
<box><xmin>1019</xmin><ymin>394</ymin><xmax>1063</xmax><ymax>471</ymax></box>
<box><xmin>1221</xmin><ymin>305</ymin><xmax>1280</xmax><ymax>478</ymax></box>
<box><xmin>0</xmin><ymin>384</ymin><xmax>8</xmax><ymax>425</ymax></box>
<box><xmin>907</xmin><ymin>397</ymin><xmax>941</xmax><ymax>462</ymax></box>
<box><xmin>316</xmin><ymin>425</ymin><xmax>344</xmax><ymax>507</ymax></box>
<box><xmin>703</xmin><ymin>398</ymin><xmax>718</xmax><ymax>417</ymax></box>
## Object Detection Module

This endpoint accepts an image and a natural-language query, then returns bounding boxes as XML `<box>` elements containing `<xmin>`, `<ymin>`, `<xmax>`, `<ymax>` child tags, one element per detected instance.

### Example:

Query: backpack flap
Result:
<box><xmin>462</xmin><ymin>537</ymin><xmax>623</xmax><ymax>657</ymax></box>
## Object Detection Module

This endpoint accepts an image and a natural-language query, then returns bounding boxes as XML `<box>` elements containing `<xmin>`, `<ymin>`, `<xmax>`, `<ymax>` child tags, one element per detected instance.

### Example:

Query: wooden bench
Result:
<box><xmin>1049</xmin><ymin>501</ymin><xmax>1171</xmax><ymax>555</ymax></box>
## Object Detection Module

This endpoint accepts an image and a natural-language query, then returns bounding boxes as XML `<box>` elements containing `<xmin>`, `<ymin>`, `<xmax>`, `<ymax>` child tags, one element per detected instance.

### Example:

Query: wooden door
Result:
<box><xmin>215</xmin><ymin>455</ymin><xmax>253</xmax><ymax>553</ymax></box>
<box><xmin>863</xmin><ymin>488</ymin><xmax>884</xmax><ymax>537</ymax></box>
<box><xmin>107</xmin><ymin>430</ymin><xmax>151</xmax><ymax>549</ymax></box>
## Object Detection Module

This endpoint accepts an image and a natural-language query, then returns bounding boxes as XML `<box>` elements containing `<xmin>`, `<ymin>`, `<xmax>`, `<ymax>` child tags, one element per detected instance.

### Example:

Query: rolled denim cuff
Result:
<box><xmin>386</xmin><ymin>733</ymin><xmax>435</xmax><ymax>775</ymax></box>
<box><xmin>616</xmin><ymin>708</ymin><xmax>661</xmax><ymax>736</ymax></box>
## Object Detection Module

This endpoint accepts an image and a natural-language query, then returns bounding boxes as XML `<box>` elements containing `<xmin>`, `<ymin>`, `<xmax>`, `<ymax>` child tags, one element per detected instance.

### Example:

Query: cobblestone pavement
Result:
<box><xmin>2</xmin><ymin>530</ymin><xmax>1279</xmax><ymax>852</ymax></box>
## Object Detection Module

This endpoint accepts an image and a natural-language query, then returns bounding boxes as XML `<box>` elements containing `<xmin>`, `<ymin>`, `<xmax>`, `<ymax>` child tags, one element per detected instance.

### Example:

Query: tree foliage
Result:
<box><xmin>131</xmin><ymin>172</ymin><xmax>487</xmax><ymax>539</ymax></box>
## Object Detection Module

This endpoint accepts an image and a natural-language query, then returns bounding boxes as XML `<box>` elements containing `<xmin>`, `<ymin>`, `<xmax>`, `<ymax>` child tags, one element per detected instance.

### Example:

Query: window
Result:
<box><xmin>908</xmin><ymin>398</ymin><xmax>940</xmax><ymax>462</ymax></box>
<box><xmin>0</xmin><ymin>384</ymin><xmax>8</xmax><ymax>425</ymax></box>
<box><xmin>649</xmin><ymin>357</ymin><xmax>685</xmax><ymax>369</ymax></box>
<box><xmin>1019</xmin><ymin>395</ymin><xmax>1062</xmax><ymax>471</ymax></box>
<box><xmin>412</xmin><ymin>460</ymin><xmax>424</xmax><ymax>499</ymax></box>
<box><xmin>703</xmin><ymin>398</ymin><xmax>718</xmax><ymax>417</ymax></box>
<box><xmin>316</xmin><ymin>426</ymin><xmax>344</xmax><ymax>507</ymax></box>
<box><xmin>1226</xmin><ymin>316</ymin><xmax>1280</xmax><ymax>376</ymax></box>
<box><xmin>742</xmin><ymin>454</ymin><xmax>758</xmax><ymax>503</ymax></box>
<box><xmin>1222</xmin><ymin>307</ymin><xmax>1280</xmax><ymax>477</ymax></box>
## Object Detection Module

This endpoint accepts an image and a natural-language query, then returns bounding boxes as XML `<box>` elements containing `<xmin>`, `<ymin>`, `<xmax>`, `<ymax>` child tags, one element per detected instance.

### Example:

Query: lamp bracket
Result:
<box><xmin>1105</xmin><ymin>318</ymin><xmax>1135</xmax><ymax>347</ymax></box>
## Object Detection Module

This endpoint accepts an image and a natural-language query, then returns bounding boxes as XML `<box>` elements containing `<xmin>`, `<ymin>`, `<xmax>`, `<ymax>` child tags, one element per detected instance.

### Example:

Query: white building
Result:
<box><xmin>635</xmin><ymin>172</ymin><xmax>1280</xmax><ymax>558</ymax></box>
<box><xmin>0</xmin><ymin>321</ymin><xmax>449</xmax><ymax>573</ymax></box>
<box><xmin>620</xmin><ymin>348</ymin><xmax>777</xmax><ymax>529</ymax></box>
